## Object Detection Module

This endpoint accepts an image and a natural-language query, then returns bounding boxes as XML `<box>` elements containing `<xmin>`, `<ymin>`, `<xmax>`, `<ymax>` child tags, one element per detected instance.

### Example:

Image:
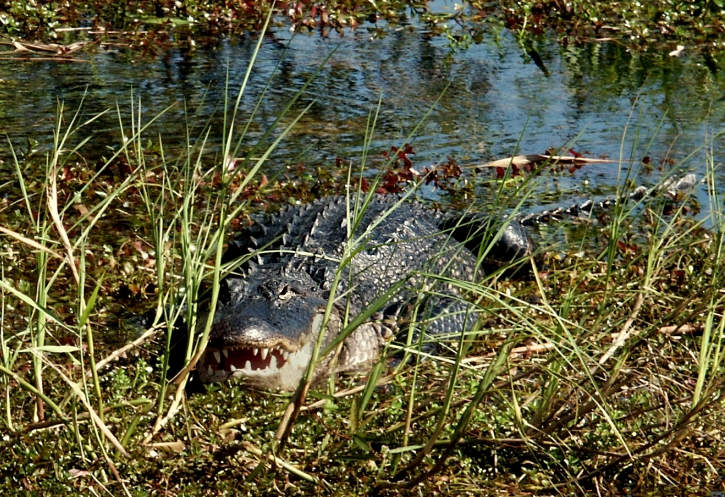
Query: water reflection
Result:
<box><xmin>0</xmin><ymin>27</ymin><xmax>722</xmax><ymax>202</ymax></box>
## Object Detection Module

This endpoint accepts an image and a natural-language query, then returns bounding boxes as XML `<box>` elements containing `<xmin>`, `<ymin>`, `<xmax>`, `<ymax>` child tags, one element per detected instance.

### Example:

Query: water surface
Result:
<box><xmin>1</xmin><ymin>22</ymin><xmax>723</xmax><ymax>209</ymax></box>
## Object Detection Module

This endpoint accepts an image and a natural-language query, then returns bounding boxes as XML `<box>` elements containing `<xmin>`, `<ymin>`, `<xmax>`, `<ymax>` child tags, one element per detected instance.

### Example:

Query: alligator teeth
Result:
<box><xmin>244</xmin><ymin>360</ymin><xmax>251</xmax><ymax>371</ymax></box>
<box><xmin>260</xmin><ymin>348</ymin><xmax>269</xmax><ymax>361</ymax></box>
<box><xmin>270</xmin><ymin>355</ymin><xmax>278</xmax><ymax>369</ymax></box>
<box><xmin>213</xmin><ymin>350</ymin><xmax>221</xmax><ymax>363</ymax></box>
<box><xmin>207</xmin><ymin>365</ymin><xmax>214</xmax><ymax>376</ymax></box>
<box><xmin>282</xmin><ymin>350</ymin><xmax>290</xmax><ymax>361</ymax></box>
<box><xmin>222</xmin><ymin>348</ymin><xmax>229</xmax><ymax>359</ymax></box>
<box><xmin>230</xmin><ymin>364</ymin><xmax>237</xmax><ymax>372</ymax></box>
<box><xmin>253</xmin><ymin>347</ymin><xmax>259</xmax><ymax>357</ymax></box>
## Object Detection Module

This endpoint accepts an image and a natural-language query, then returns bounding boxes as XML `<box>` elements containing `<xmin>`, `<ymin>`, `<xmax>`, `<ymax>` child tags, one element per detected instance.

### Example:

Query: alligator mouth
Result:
<box><xmin>196</xmin><ymin>313</ymin><xmax>326</xmax><ymax>389</ymax></box>
<box><xmin>201</xmin><ymin>343</ymin><xmax>296</xmax><ymax>376</ymax></box>
<box><xmin>197</xmin><ymin>341</ymin><xmax>316</xmax><ymax>389</ymax></box>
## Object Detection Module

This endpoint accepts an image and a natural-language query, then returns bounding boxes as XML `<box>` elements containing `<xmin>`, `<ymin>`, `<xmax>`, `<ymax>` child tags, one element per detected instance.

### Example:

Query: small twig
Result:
<box><xmin>143</xmin><ymin>375</ymin><xmax>186</xmax><ymax>444</ymax></box>
<box><xmin>20</xmin><ymin>398</ymin><xmax>153</xmax><ymax>433</ymax></box>
<box><xmin>274</xmin><ymin>381</ymin><xmax>311</xmax><ymax>447</ymax></box>
<box><xmin>54</xmin><ymin>27</ymin><xmax>93</xmax><ymax>32</ymax></box>
<box><xmin>42</xmin><ymin>358</ymin><xmax>129</xmax><ymax>457</ymax></box>
<box><xmin>0</xmin><ymin>56</ymin><xmax>88</xmax><ymax>63</ymax></box>
<box><xmin>47</xmin><ymin>166</ymin><xmax>80</xmax><ymax>284</ymax></box>
<box><xmin>599</xmin><ymin>293</ymin><xmax>644</xmax><ymax>365</ymax></box>
<box><xmin>146</xmin><ymin>441</ymin><xmax>185</xmax><ymax>453</ymax></box>
<box><xmin>463</xmin><ymin>342</ymin><xmax>555</xmax><ymax>364</ymax></box>
<box><xmin>657</xmin><ymin>323</ymin><xmax>702</xmax><ymax>335</ymax></box>
<box><xmin>0</xmin><ymin>225</ymin><xmax>63</xmax><ymax>260</ymax></box>
<box><xmin>92</xmin><ymin>325</ymin><xmax>161</xmax><ymax>373</ymax></box>
<box><xmin>463</xmin><ymin>320</ymin><xmax>703</xmax><ymax>365</ymax></box>
<box><xmin>469</xmin><ymin>154</ymin><xmax>622</xmax><ymax>170</ymax></box>
<box><xmin>10</xmin><ymin>39</ymin><xmax>90</xmax><ymax>54</ymax></box>
<box><xmin>299</xmin><ymin>373</ymin><xmax>398</xmax><ymax>412</ymax></box>
<box><xmin>242</xmin><ymin>441</ymin><xmax>318</xmax><ymax>483</ymax></box>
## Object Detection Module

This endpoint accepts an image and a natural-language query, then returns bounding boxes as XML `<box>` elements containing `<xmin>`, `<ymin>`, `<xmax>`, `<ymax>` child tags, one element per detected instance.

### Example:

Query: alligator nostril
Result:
<box><xmin>278</xmin><ymin>283</ymin><xmax>295</xmax><ymax>301</ymax></box>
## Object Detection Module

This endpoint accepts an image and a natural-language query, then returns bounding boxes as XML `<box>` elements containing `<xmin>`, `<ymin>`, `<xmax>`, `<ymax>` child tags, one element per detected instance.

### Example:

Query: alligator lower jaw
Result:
<box><xmin>196</xmin><ymin>341</ymin><xmax>315</xmax><ymax>390</ymax></box>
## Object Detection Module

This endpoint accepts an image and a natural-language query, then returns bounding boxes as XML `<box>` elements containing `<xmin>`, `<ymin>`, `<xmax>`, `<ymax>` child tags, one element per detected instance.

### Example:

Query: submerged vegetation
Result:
<box><xmin>0</xmin><ymin>1</ymin><xmax>724</xmax><ymax>496</ymax></box>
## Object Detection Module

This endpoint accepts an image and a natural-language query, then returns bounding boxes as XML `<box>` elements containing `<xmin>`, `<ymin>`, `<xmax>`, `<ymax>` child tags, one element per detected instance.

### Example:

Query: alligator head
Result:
<box><xmin>196</xmin><ymin>264</ymin><xmax>344</xmax><ymax>390</ymax></box>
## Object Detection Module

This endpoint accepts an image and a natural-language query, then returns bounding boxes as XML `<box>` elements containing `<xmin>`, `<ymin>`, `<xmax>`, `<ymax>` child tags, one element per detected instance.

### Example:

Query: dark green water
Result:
<box><xmin>1</xmin><ymin>22</ymin><xmax>723</xmax><ymax>209</ymax></box>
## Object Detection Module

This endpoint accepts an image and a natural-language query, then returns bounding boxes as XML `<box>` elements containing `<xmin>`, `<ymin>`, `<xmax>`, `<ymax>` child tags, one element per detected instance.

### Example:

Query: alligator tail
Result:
<box><xmin>518</xmin><ymin>173</ymin><xmax>697</xmax><ymax>227</ymax></box>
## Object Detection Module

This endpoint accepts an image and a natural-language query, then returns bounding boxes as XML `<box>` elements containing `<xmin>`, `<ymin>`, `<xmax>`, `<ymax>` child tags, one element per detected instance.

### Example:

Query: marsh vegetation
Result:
<box><xmin>0</xmin><ymin>1</ymin><xmax>724</xmax><ymax>495</ymax></box>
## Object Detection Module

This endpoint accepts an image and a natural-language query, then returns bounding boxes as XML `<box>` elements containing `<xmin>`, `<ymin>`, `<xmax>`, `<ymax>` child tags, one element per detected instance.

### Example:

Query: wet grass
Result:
<box><xmin>1</xmin><ymin>25</ymin><xmax>725</xmax><ymax>497</ymax></box>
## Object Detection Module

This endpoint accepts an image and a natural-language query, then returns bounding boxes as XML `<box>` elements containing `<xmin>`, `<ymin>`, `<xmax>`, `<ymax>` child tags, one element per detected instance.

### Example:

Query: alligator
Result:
<box><xmin>176</xmin><ymin>194</ymin><xmax>532</xmax><ymax>391</ymax></box>
<box><xmin>173</xmin><ymin>174</ymin><xmax>696</xmax><ymax>391</ymax></box>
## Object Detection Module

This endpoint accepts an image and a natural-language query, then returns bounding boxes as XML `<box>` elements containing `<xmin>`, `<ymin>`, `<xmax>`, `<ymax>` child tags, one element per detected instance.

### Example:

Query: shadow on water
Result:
<box><xmin>0</xmin><ymin>26</ymin><xmax>723</xmax><ymax>200</ymax></box>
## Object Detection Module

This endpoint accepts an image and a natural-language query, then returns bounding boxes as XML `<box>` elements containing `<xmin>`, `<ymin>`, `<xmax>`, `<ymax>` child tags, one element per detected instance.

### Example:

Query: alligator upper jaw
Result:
<box><xmin>196</xmin><ymin>313</ymin><xmax>326</xmax><ymax>391</ymax></box>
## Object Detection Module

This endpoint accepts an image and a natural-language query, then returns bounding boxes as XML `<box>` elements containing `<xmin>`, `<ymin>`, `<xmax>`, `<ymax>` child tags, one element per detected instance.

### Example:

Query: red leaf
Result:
<box><xmin>568</xmin><ymin>148</ymin><xmax>583</xmax><ymax>159</ymax></box>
